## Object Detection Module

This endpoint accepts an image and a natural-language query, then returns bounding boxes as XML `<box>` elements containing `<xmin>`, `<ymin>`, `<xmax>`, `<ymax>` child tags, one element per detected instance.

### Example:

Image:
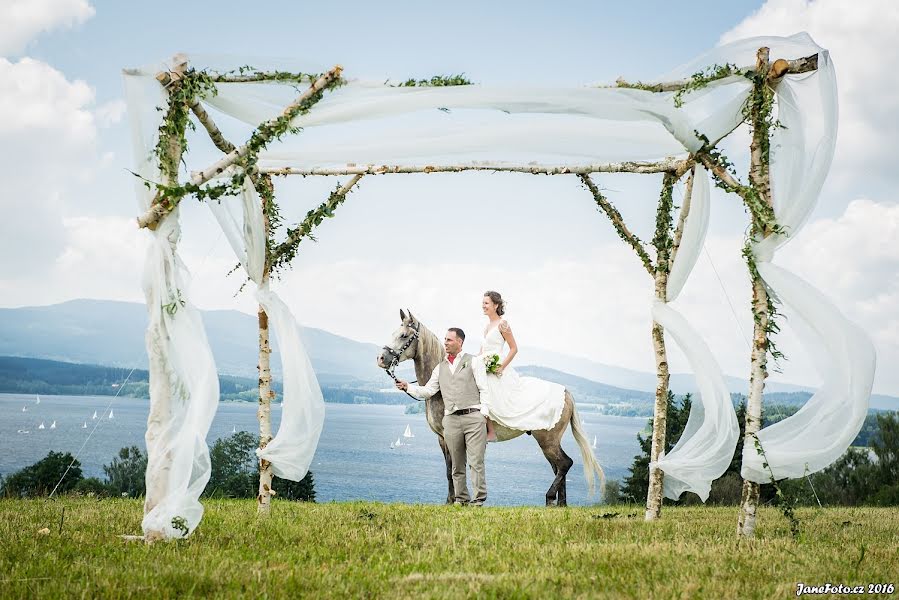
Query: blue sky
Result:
<box><xmin>2</xmin><ymin>0</ymin><xmax>897</xmax><ymax>394</ymax></box>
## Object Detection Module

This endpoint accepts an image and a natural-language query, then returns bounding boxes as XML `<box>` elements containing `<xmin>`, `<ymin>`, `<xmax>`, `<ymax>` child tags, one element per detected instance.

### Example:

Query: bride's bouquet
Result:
<box><xmin>484</xmin><ymin>354</ymin><xmax>501</xmax><ymax>375</ymax></box>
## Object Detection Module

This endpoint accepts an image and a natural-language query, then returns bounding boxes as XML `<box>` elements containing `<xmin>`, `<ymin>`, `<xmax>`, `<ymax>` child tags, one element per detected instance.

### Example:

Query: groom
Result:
<box><xmin>396</xmin><ymin>327</ymin><xmax>490</xmax><ymax>506</ymax></box>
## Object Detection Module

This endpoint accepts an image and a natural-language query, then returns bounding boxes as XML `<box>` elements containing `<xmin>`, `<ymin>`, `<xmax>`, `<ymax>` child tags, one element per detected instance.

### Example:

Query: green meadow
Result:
<box><xmin>1</xmin><ymin>499</ymin><xmax>896</xmax><ymax>599</ymax></box>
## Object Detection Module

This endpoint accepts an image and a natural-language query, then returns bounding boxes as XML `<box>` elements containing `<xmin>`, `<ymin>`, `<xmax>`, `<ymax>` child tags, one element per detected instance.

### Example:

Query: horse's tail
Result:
<box><xmin>567</xmin><ymin>389</ymin><xmax>606</xmax><ymax>499</ymax></box>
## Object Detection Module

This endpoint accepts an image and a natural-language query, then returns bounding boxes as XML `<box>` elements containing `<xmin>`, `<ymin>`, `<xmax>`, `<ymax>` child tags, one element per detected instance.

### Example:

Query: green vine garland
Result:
<box><xmin>270</xmin><ymin>181</ymin><xmax>358</xmax><ymax>273</ymax></box>
<box><xmin>652</xmin><ymin>173</ymin><xmax>676</xmax><ymax>275</ymax></box>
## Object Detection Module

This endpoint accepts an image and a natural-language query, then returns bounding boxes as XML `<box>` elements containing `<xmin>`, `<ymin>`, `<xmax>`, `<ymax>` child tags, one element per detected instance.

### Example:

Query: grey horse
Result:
<box><xmin>377</xmin><ymin>309</ymin><xmax>604</xmax><ymax>507</ymax></box>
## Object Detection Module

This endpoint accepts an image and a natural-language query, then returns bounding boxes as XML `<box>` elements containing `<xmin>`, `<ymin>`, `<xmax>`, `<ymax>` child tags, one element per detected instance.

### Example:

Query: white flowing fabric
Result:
<box><xmin>648</xmin><ymin>166</ymin><xmax>740</xmax><ymax>501</ymax></box>
<box><xmin>207</xmin><ymin>183</ymin><xmax>325</xmax><ymax>482</ymax></box>
<box><xmin>740</xmin><ymin>38</ymin><xmax>876</xmax><ymax>483</ymax></box>
<box><xmin>741</xmin><ymin>263</ymin><xmax>876</xmax><ymax>481</ymax></box>
<box><xmin>125</xmin><ymin>68</ymin><xmax>220</xmax><ymax>539</ymax></box>
<box><xmin>123</xmin><ymin>33</ymin><xmax>875</xmax><ymax>520</ymax></box>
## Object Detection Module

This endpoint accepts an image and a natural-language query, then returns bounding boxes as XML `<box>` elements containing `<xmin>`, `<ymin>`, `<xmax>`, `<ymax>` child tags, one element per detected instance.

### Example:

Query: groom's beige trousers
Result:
<box><xmin>442</xmin><ymin>410</ymin><xmax>487</xmax><ymax>504</ymax></box>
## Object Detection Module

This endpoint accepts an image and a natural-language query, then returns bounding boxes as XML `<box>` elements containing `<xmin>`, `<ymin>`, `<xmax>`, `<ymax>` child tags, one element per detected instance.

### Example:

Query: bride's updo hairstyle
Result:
<box><xmin>484</xmin><ymin>290</ymin><xmax>506</xmax><ymax>316</ymax></box>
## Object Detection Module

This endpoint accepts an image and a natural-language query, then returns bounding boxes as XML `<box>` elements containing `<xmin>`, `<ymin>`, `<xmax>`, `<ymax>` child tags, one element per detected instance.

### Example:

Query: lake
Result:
<box><xmin>0</xmin><ymin>393</ymin><xmax>647</xmax><ymax>506</ymax></box>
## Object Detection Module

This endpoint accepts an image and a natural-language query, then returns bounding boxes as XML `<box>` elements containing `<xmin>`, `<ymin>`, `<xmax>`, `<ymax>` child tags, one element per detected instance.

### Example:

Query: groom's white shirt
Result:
<box><xmin>406</xmin><ymin>352</ymin><xmax>489</xmax><ymax>415</ymax></box>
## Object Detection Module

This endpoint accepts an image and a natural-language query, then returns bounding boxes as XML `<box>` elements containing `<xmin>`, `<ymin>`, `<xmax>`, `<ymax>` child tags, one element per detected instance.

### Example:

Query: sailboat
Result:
<box><xmin>50</xmin><ymin>420</ymin><xmax>56</xmax><ymax>430</ymax></box>
<box><xmin>395</xmin><ymin>437</ymin><xmax>403</xmax><ymax>447</ymax></box>
<box><xmin>38</xmin><ymin>421</ymin><xmax>45</xmax><ymax>430</ymax></box>
<box><xmin>108</xmin><ymin>409</ymin><xmax>114</xmax><ymax>419</ymax></box>
<box><xmin>22</xmin><ymin>406</ymin><xmax>27</xmax><ymax>412</ymax></box>
<box><xmin>390</xmin><ymin>440</ymin><xmax>395</xmax><ymax>449</ymax></box>
<box><xmin>592</xmin><ymin>435</ymin><xmax>597</xmax><ymax>450</ymax></box>
<box><xmin>232</xmin><ymin>425</ymin><xmax>237</xmax><ymax>434</ymax></box>
<box><xmin>403</xmin><ymin>424</ymin><xmax>414</xmax><ymax>439</ymax></box>
<box><xmin>82</xmin><ymin>422</ymin><xmax>88</xmax><ymax>429</ymax></box>
<box><xmin>92</xmin><ymin>410</ymin><xmax>98</xmax><ymax>420</ymax></box>
<box><xmin>35</xmin><ymin>394</ymin><xmax>40</xmax><ymax>404</ymax></box>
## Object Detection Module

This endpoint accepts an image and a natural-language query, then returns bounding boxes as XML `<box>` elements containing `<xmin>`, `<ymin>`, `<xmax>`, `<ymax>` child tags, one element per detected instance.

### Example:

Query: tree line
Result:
<box><xmin>611</xmin><ymin>392</ymin><xmax>899</xmax><ymax>507</ymax></box>
<box><xmin>0</xmin><ymin>431</ymin><xmax>315</xmax><ymax>501</ymax></box>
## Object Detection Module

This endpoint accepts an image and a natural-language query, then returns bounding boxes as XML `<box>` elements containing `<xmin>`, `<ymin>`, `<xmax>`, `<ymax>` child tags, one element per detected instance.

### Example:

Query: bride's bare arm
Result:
<box><xmin>498</xmin><ymin>320</ymin><xmax>517</xmax><ymax>371</ymax></box>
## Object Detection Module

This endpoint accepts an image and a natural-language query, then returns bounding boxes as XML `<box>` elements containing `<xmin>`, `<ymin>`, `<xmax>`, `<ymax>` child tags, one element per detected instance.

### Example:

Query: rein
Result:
<box><xmin>382</xmin><ymin>321</ymin><xmax>421</xmax><ymax>401</ymax></box>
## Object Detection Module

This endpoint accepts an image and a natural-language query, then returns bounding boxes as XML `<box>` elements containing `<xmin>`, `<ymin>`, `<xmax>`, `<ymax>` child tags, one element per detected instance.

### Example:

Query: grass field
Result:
<box><xmin>1</xmin><ymin>499</ymin><xmax>896</xmax><ymax>599</ymax></box>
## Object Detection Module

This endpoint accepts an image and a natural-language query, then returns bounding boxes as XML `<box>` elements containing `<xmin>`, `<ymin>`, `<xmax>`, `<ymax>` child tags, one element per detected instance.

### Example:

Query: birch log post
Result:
<box><xmin>143</xmin><ymin>53</ymin><xmax>189</xmax><ymax>542</ymax></box>
<box><xmin>257</xmin><ymin>219</ymin><xmax>275</xmax><ymax>516</ymax></box>
<box><xmin>644</xmin><ymin>173</ymin><xmax>676</xmax><ymax>521</ymax></box>
<box><xmin>738</xmin><ymin>47</ymin><xmax>774</xmax><ymax>539</ymax></box>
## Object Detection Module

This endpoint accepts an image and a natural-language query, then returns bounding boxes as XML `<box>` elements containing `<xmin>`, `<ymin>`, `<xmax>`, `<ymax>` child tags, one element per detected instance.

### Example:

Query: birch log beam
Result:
<box><xmin>136</xmin><ymin>65</ymin><xmax>344</xmax><ymax>231</ymax></box>
<box><xmin>669</xmin><ymin>167</ymin><xmax>696</xmax><ymax>269</ymax></box>
<box><xmin>579</xmin><ymin>174</ymin><xmax>654</xmax><ymax>275</ymax></box>
<box><xmin>611</xmin><ymin>52</ymin><xmax>818</xmax><ymax>92</ymax></box>
<box><xmin>260</xmin><ymin>158</ymin><xmax>690</xmax><ymax>178</ymax></box>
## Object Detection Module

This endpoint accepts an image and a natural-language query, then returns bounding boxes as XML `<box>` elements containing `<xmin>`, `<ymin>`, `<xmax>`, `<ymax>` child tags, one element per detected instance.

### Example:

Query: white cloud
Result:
<box><xmin>0</xmin><ymin>57</ymin><xmax>106</xmax><ymax>277</ymax></box>
<box><xmin>720</xmin><ymin>0</ymin><xmax>899</xmax><ymax>192</ymax></box>
<box><xmin>0</xmin><ymin>0</ymin><xmax>95</xmax><ymax>56</ymax></box>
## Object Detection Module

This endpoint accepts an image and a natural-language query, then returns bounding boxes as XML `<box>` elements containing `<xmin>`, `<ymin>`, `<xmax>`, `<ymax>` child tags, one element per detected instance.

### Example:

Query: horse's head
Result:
<box><xmin>377</xmin><ymin>309</ymin><xmax>421</xmax><ymax>369</ymax></box>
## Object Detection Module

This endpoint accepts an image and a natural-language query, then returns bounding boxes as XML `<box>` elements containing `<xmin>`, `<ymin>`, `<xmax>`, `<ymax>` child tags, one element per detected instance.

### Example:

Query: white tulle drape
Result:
<box><xmin>207</xmin><ymin>183</ymin><xmax>325</xmax><ymax>481</ymax></box>
<box><xmin>125</xmin><ymin>69</ymin><xmax>220</xmax><ymax>539</ymax></box>
<box><xmin>740</xmin><ymin>42</ymin><xmax>876</xmax><ymax>482</ymax></box>
<box><xmin>649</xmin><ymin>166</ymin><xmax>740</xmax><ymax>502</ymax></box>
<box><xmin>124</xmin><ymin>32</ymin><xmax>874</xmax><ymax>521</ymax></box>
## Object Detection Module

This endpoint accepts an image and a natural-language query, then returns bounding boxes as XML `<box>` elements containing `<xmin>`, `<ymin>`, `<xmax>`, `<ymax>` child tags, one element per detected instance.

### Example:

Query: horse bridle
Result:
<box><xmin>381</xmin><ymin>321</ymin><xmax>420</xmax><ymax>400</ymax></box>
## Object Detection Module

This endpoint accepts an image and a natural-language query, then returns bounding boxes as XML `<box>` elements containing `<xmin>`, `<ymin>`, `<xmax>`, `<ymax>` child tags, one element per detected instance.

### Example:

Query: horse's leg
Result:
<box><xmin>437</xmin><ymin>435</ymin><xmax>454</xmax><ymax>504</ymax></box>
<box><xmin>557</xmin><ymin>447</ymin><xmax>574</xmax><ymax>507</ymax></box>
<box><xmin>533</xmin><ymin>430</ymin><xmax>573</xmax><ymax>507</ymax></box>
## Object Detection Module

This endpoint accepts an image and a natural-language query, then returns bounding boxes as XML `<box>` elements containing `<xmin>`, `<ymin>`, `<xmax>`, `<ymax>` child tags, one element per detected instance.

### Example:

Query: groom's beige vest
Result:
<box><xmin>438</xmin><ymin>353</ymin><xmax>481</xmax><ymax>413</ymax></box>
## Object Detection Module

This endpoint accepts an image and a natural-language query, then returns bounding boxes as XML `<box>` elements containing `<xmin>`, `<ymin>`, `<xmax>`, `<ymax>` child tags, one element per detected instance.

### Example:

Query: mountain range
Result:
<box><xmin>1</xmin><ymin>299</ymin><xmax>896</xmax><ymax>411</ymax></box>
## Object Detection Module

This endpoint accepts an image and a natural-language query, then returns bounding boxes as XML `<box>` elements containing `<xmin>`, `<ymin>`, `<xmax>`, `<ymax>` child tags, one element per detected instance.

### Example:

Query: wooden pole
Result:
<box><xmin>143</xmin><ymin>53</ymin><xmax>189</xmax><ymax>543</ymax></box>
<box><xmin>610</xmin><ymin>53</ymin><xmax>818</xmax><ymax>92</ymax></box>
<box><xmin>644</xmin><ymin>172</ymin><xmax>676</xmax><ymax>521</ymax></box>
<box><xmin>256</xmin><ymin>210</ymin><xmax>275</xmax><ymax>516</ymax></box>
<box><xmin>259</xmin><ymin>158</ymin><xmax>690</xmax><ymax>178</ymax></box>
<box><xmin>737</xmin><ymin>47</ymin><xmax>774</xmax><ymax>539</ymax></box>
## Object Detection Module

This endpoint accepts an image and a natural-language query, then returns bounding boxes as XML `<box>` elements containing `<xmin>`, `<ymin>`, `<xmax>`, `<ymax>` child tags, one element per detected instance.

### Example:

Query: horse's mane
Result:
<box><xmin>413</xmin><ymin>318</ymin><xmax>445</xmax><ymax>385</ymax></box>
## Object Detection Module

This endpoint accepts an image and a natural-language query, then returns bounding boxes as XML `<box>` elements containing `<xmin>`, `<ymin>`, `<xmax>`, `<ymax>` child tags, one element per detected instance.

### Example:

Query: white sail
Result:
<box><xmin>109</xmin><ymin>409</ymin><xmax>114</xmax><ymax>419</ymax></box>
<box><xmin>92</xmin><ymin>411</ymin><xmax>98</xmax><ymax>419</ymax></box>
<box><xmin>403</xmin><ymin>424</ymin><xmax>414</xmax><ymax>438</ymax></box>
<box><xmin>50</xmin><ymin>420</ymin><xmax>56</xmax><ymax>429</ymax></box>
<box><xmin>395</xmin><ymin>437</ymin><xmax>403</xmax><ymax>446</ymax></box>
<box><xmin>22</xmin><ymin>406</ymin><xmax>26</xmax><ymax>412</ymax></box>
<box><xmin>35</xmin><ymin>395</ymin><xmax>40</xmax><ymax>404</ymax></box>
<box><xmin>82</xmin><ymin>422</ymin><xmax>88</xmax><ymax>429</ymax></box>
<box><xmin>38</xmin><ymin>421</ymin><xmax>45</xmax><ymax>430</ymax></box>
<box><xmin>232</xmin><ymin>425</ymin><xmax>237</xmax><ymax>434</ymax></box>
<box><xmin>390</xmin><ymin>441</ymin><xmax>395</xmax><ymax>449</ymax></box>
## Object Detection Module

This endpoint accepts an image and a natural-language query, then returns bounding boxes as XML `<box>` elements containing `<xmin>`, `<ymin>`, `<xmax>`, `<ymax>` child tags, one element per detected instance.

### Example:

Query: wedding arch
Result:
<box><xmin>123</xmin><ymin>33</ymin><xmax>875</xmax><ymax>542</ymax></box>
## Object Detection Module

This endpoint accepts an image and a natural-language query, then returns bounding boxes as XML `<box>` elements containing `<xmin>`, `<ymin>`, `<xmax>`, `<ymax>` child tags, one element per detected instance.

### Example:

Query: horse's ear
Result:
<box><xmin>400</xmin><ymin>308</ymin><xmax>407</xmax><ymax>322</ymax></box>
<box><xmin>407</xmin><ymin>309</ymin><xmax>415</xmax><ymax>323</ymax></box>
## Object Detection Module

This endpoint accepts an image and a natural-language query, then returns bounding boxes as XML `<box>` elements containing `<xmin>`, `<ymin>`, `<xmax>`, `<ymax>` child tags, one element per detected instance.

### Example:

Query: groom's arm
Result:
<box><xmin>403</xmin><ymin>364</ymin><xmax>441</xmax><ymax>400</ymax></box>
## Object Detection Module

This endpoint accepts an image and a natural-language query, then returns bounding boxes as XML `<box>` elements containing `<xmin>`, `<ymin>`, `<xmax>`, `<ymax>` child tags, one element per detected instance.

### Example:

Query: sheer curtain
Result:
<box><xmin>124</xmin><ymin>34</ymin><xmax>874</xmax><ymax>528</ymax></box>
<box><xmin>125</xmin><ymin>67</ymin><xmax>220</xmax><ymax>539</ymax></box>
<box><xmin>650</xmin><ymin>166</ymin><xmax>740</xmax><ymax>502</ymax></box>
<box><xmin>207</xmin><ymin>181</ymin><xmax>325</xmax><ymax>482</ymax></box>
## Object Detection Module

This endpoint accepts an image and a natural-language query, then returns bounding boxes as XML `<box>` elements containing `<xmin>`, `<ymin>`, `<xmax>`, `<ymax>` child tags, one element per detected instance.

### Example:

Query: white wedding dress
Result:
<box><xmin>479</xmin><ymin>322</ymin><xmax>566</xmax><ymax>431</ymax></box>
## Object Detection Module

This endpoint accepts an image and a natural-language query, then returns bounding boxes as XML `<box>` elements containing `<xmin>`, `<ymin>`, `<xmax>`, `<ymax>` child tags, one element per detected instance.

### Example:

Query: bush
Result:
<box><xmin>74</xmin><ymin>477</ymin><xmax>112</xmax><ymax>497</ymax></box>
<box><xmin>1</xmin><ymin>451</ymin><xmax>83</xmax><ymax>497</ymax></box>
<box><xmin>206</xmin><ymin>432</ymin><xmax>315</xmax><ymax>501</ymax></box>
<box><xmin>103</xmin><ymin>446</ymin><xmax>147</xmax><ymax>498</ymax></box>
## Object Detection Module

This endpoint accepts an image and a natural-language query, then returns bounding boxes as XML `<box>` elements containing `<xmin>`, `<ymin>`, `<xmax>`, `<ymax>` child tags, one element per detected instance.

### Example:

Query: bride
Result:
<box><xmin>478</xmin><ymin>290</ymin><xmax>566</xmax><ymax>442</ymax></box>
